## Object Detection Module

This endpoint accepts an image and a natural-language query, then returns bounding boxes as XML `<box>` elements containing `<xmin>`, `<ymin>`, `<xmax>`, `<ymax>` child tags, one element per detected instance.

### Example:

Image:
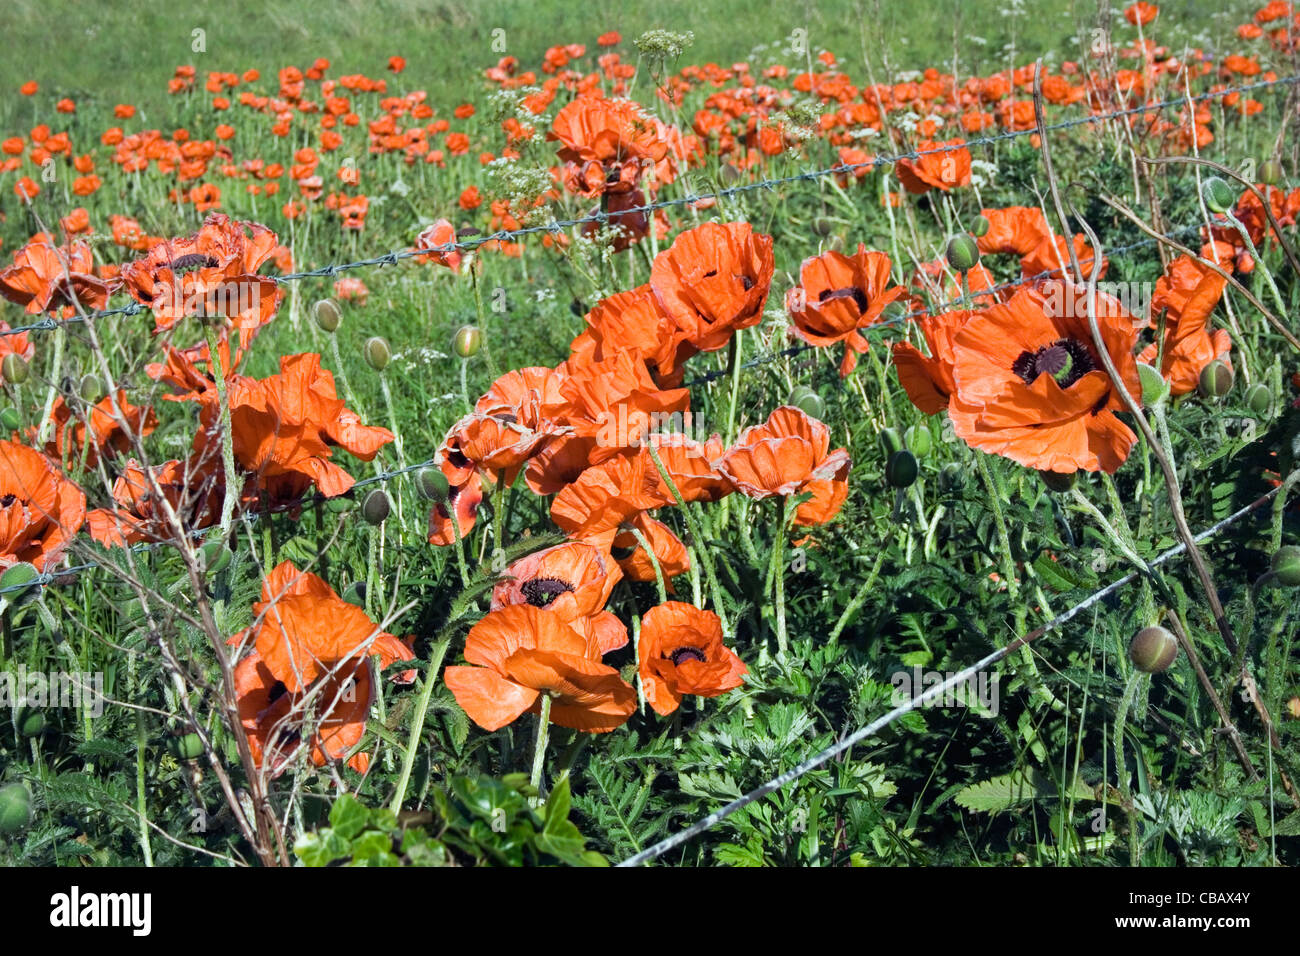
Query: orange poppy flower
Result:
<box><xmin>120</xmin><ymin>213</ymin><xmax>282</xmax><ymax>342</ymax></box>
<box><xmin>550</xmin><ymin>452</ymin><xmax>663</xmax><ymax>539</ymax></box>
<box><xmin>717</xmin><ymin>407</ymin><xmax>850</xmax><ymax>526</ymax></box>
<box><xmin>581</xmin><ymin>284</ymin><xmax>695</xmax><ymax>382</ymax></box>
<box><xmin>613</xmin><ymin>513</ymin><xmax>690</xmax><ymax>585</ymax></box>
<box><xmin>893</xmin><ymin>309</ymin><xmax>973</xmax><ymax>414</ymax></box>
<box><xmin>1124</xmin><ymin>2</ymin><xmax>1158</xmax><ymax>26</ymax></box>
<box><xmin>0</xmin><ymin>240</ymin><xmax>112</xmax><ymax>315</ymax></box>
<box><xmin>0</xmin><ymin>439</ymin><xmax>87</xmax><ymax>571</ymax></box>
<box><xmin>896</xmin><ymin>139</ymin><xmax>972</xmax><ymax>193</ymax></box>
<box><xmin>491</xmin><ymin>540</ymin><xmax>627</xmax><ymax>654</ymax></box>
<box><xmin>786</xmin><ymin>244</ymin><xmax>904</xmax><ymax>377</ymax></box>
<box><xmin>41</xmin><ymin>390</ymin><xmax>158</xmax><ymax>469</ymax></box>
<box><xmin>427</xmin><ymin>434</ymin><xmax>485</xmax><ymax>546</ymax></box>
<box><xmin>194</xmin><ymin>353</ymin><xmax>393</xmax><ymax>502</ymax></box>
<box><xmin>449</xmin><ymin>408</ymin><xmax>559</xmax><ymax>484</ymax></box>
<box><xmin>638</xmin><ymin>602</ymin><xmax>746</xmax><ymax>716</ymax></box>
<box><xmin>947</xmin><ymin>284</ymin><xmax>1141</xmax><ymax>474</ymax></box>
<box><xmin>1020</xmin><ymin>233</ymin><xmax>1107</xmax><ymax>282</ymax></box>
<box><xmin>548</xmin><ymin>94</ymin><xmax>670</xmax><ymax>196</ymax></box>
<box><xmin>86</xmin><ymin>456</ymin><xmax>222</xmax><ymax>548</ymax></box>
<box><xmin>558</xmin><ymin>350</ymin><xmax>690</xmax><ymax>466</ymax></box>
<box><xmin>1138</xmin><ymin>255</ymin><xmax>1231</xmax><ymax>396</ymax></box>
<box><xmin>413</xmin><ymin>218</ymin><xmax>461</xmax><ymax>270</ymax></box>
<box><xmin>443</xmin><ymin>605</ymin><xmax>636</xmax><ymax>733</ymax></box>
<box><xmin>977</xmin><ymin>206</ymin><xmax>1051</xmax><ymax>257</ymax></box>
<box><xmin>649</xmin><ymin>221</ymin><xmax>774</xmax><ymax>355</ymax></box>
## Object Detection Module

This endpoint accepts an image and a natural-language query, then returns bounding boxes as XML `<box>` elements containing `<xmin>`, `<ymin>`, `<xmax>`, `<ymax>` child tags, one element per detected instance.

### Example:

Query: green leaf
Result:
<box><xmin>328</xmin><ymin>793</ymin><xmax>370</xmax><ymax>840</ymax></box>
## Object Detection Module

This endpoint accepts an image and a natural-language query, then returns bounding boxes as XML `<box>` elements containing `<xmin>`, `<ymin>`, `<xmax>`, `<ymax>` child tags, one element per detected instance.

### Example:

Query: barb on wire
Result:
<box><xmin>0</xmin><ymin>71</ymin><xmax>1295</xmax><ymax>340</ymax></box>
<box><xmin>618</xmin><ymin>483</ymin><xmax>1286</xmax><ymax>866</ymax></box>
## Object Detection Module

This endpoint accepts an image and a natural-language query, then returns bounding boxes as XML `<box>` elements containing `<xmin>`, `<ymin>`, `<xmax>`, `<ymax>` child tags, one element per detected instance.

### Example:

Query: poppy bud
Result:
<box><xmin>812</xmin><ymin>216</ymin><xmax>835</xmax><ymax>236</ymax></box>
<box><xmin>904</xmin><ymin>424</ymin><xmax>932</xmax><ymax>458</ymax></box>
<box><xmin>1039</xmin><ymin>469</ymin><xmax>1077</xmax><ymax>493</ymax></box>
<box><xmin>885</xmin><ymin>449</ymin><xmax>918</xmax><ymax>488</ymax></box>
<box><xmin>416</xmin><ymin>467</ymin><xmax>450</xmax><ymax>502</ymax></box>
<box><xmin>1245</xmin><ymin>383</ymin><xmax>1272</xmax><ymax>416</ymax></box>
<box><xmin>938</xmin><ymin>462</ymin><xmax>964</xmax><ymax>492</ymax></box>
<box><xmin>0</xmin><ymin>407</ymin><xmax>20</xmax><ymax>432</ymax></box>
<box><xmin>720</xmin><ymin>162</ymin><xmax>741</xmax><ymax>185</ymax></box>
<box><xmin>199</xmin><ymin>540</ymin><xmax>232</xmax><ymax>576</ymax></box>
<box><xmin>453</xmin><ymin>325</ymin><xmax>482</xmax><ymax>358</ymax></box>
<box><xmin>1198</xmin><ymin>359</ymin><xmax>1234</xmax><ymax>399</ymax></box>
<box><xmin>0</xmin><ymin>561</ymin><xmax>41</xmax><ymax>604</ymax></box>
<box><xmin>313</xmin><ymin>298</ymin><xmax>342</xmax><ymax>333</ymax></box>
<box><xmin>945</xmin><ymin>233</ymin><xmax>980</xmax><ymax>272</ymax></box>
<box><xmin>1270</xmin><ymin>546</ymin><xmax>1300</xmax><ymax>587</ymax></box>
<box><xmin>1137</xmin><ymin>362</ymin><xmax>1169</xmax><ymax>406</ymax></box>
<box><xmin>17</xmin><ymin>709</ymin><xmax>45</xmax><ymax>736</ymax></box>
<box><xmin>971</xmin><ymin>214</ymin><xmax>990</xmax><ymax>238</ymax></box>
<box><xmin>326</xmin><ymin>494</ymin><xmax>355</xmax><ymax>513</ymax></box>
<box><xmin>1129</xmin><ymin>625</ymin><xmax>1178</xmax><ymax>674</ymax></box>
<box><xmin>1</xmin><ymin>353</ymin><xmax>29</xmax><ymax>385</ymax></box>
<box><xmin>78</xmin><ymin>374</ymin><xmax>104</xmax><ymax>404</ymax></box>
<box><xmin>166</xmin><ymin>732</ymin><xmax>205</xmax><ymax>761</ymax></box>
<box><xmin>364</xmin><ymin>336</ymin><xmax>391</xmax><ymax>371</ymax></box>
<box><xmin>362</xmin><ymin>489</ymin><xmax>391</xmax><ymax>525</ymax></box>
<box><xmin>0</xmin><ymin>783</ymin><xmax>33</xmax><ymax>835</ymax></box>
<box><xmin>1202</xmin><ymin>177</ymin><xmax>1235</xmax><ymax>214</ymax></box>
<box><xmin>1260</xmin><ymin>159</ymin><xmax>1283</xmax><ymax>186</ymax></box>
<box><xmin>788</xmin><ymin>386</ymin><xmax>825</xmax><ymax>420</ymax></box>
<box><xmin>342</xmin><ymin>581</ymin><xmax>367</xmax><ymax>607</ymax></box>
<box><xmin>879</xmin><ymin>427</ymin><xmax>905</xmax><ymax>457</ymax></box>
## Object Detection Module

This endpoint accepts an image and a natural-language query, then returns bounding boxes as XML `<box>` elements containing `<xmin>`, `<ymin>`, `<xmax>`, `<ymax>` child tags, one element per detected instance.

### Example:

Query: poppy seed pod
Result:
<box><xmin>1197</xmin><ymin>359</ymin><xmax>1234</xmax><ymax>399</ymax></box>
<box><xmin>879</xmin><ymin>427</ymin><xmax>905</xmax><ymax>457</ymax></box>
<box><xmin>945</xmin><ymin>233</ymin><xmax>980</xmax><ymax>272</ymax></box>
<box><xmin>1129</xmin><ymin>625</ymin><xmax>1178</xmax><ymax>674</ymax></box>
<box><xmin>313</xmin><ymin>298</ymin><xmax>342</xmax><ymax>333</ymax></box>
<box><xmin>904</xmin><ymin>424</ymin><xmax>932</xmax><ymax>458</ymax></box>
<box><xmin>1260</xmin><ymin>159</ymin><xmax>1283</xmax><ymax>186</ymax></box>
<box><xmin>364</xmin><ymin>336</ymin><xmax>391</xmax><ymax>371</ymax></box>
<box><xmin>971</xmin><ymin>214</ymin><xmax>990</xmax><ymax>238</ymax></box>
<box><xmin>417</xmin><ymin>466</ymin><xmax>450</xmax><ymax>502</ymax></box>
<box><xmin>1245</xmin><ymin>383</ymin><xmax>1272</xmax><ymax>416</ymax></box>
<box><xmin>1137</xmin><ymin>363</ymin><xmax>1169</xmax><ymax>407</ymax></box>
<box><xmin>361</xmin><ymin>489</ymin><xmax>391</xmax><ymax>525</ymax></box>
<box><xmin>1271</xmin><ymin>546</ymin><xmax>1300</xmax><ymax>587</ymax></box>
<box><xmin>166</xmin><ymin>732</ymin><xmax>205</xmax><ymax>761</ymax></box>
<box><xmin>886</xmin><ymin>449</ymin><xmax>919</xmax><ymax>488</ymax></box>
<box><xmin>78</xmin><ymin>374</ymin><xmax>104</xmax><ymax>404</ymax></box>
<box><xmin>0</xmin><ymin>407</ymin><xmax>20</xmax><ymax>432</ymax></box>
<box><xmin>0</xmin><ymin>560</ymin><xmax>40</xmax><ymax>598</ymax></box>
<box><xmin>1039</xmin><ymin>469</ymin><xmax>1077</xmax><ymax>493</ymax></box>
<box><xmin>17</xmin><ymin>709</ymin><xmax>45</xmax><ymax>736</ymax></box>
<box><xmin>812</xmin><ymin>216</ymin><xmax>835</xmax><ymax>236</ymax></box>
<box><xmin>788</xmin><ymin>385</ymin><xmax>826</xmax><ymax>420</ymax></box>
<box><xmin>199</xmin><ymin>540</ymin><xmax>232</xmax><ymax>576</ymax></box>
<box><xmin>1201</xmin><ymin>177</ymin><xmax>1235</xmax><ymax>215</ymax></box>
<box><xmin>0</xmin><ymin>782</ymin><xmax>33</xmax><ymax>835</ymax></box>
<box><xmin>453</xmin><ymin>325</ymin><xmax>482</xmax><ymax>358</ymax></box>
<box><xmin>2</xmin><ymin>353</ymin><xmax>29</xmax><ymax>385</ymax></box>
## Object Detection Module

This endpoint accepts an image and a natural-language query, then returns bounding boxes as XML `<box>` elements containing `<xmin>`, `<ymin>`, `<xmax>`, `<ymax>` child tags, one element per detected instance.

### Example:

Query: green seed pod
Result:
<box><xmin>885</xmin><ymin>449</ymin><xmax>919</xmax><ymax>488</ymax></box>
<box><xmin>938</xmin><ymin>462</ymin><xmax>964</xmax><ymax>493</ymax></box>
<box><xmin>904</xmin><ymin>424</ymin><xmax>932</xmax><ymax>458</ymax></box>
<box><xmin>1270</xmin><ymin>546</ymin><xmax>1300</xmax><ymax>587</ymax></box>
<box><xmin>1202</xmin><ymin>177</ymin><xmax>1236</xmax><ymax>215</ymax></box>
<box><xmin>417</xmin><ymin>467</ymin><xmax>451</xmax><ymax>503</ymax></box>
<box><xmin>326</xmin><ymin>494</ymin><xmax>355</xmax><ymax>514</ymax></box>
<box><xmin>788</xmin><ymin>386</ymin><xmax>826</xmax><ymax>420</ymax></box>
<box><xmin>199</xmin><ymin>539</ymin><xmax>232</xmax><ymax>576</ymax></box>
<box><xmin>879</xmin><ymin>427</ymin><xmax>905</xmax><ymax>457</ymax></box>
<box><xmin>970</xmin><ymin>214</ymin><xmax>991</xmax><ymax>238</ymax></box>
<box><xmin>453</xmin><ymin>325</ymin><xmax>482</xmax><ymax>358</ymax></box>
<box><xmin>342</xmin><ymin>581</ymin><xmax>367</xmax><ymax>607</ymax></box>
<box><xmin>1039</xmin><ymin>469</ymin><xmax>1077</xmax><ymax>493</ymax></box>
<box><xmin>945</xmin><ymin>233</ymin><xmax>981</xmax><ymax>272</ymax></box>
<box><xmin>1129</xmin><ymin>625</ymin><xmax>1179</xmax><ymax>674</ymax></box>
<box><xmin>1197</xmin><ymin>359</ymin><xmax>1234</xmax><ymax>399</ymax></box>
<box><xmin>811</xmin><ymin>216</ymin><xmax>835</xmax><ymax>237</ymax></box>
<box><xmin>17</xmin><ymin>709</ymin><xmax>46</xmax><ymax>737</ymax></box>
<box><xmin>719</xmin><ymin>162</ymin><xmax>741</xmax><ymax>185</ymax></box>
<box><xmin>0</xmin><ymin>407</ymin><xmax>19</xmax><ymax>432</ymax></box>
<box><xmin>1245</xmin><ymin>382</ymin><xmax>1272</xmax><ymax>416</ymax></box>
<box><xmin>313</xmin><ymin>298</ymin><xmax>342</xmax><ymax>333</ymax></box>
<box><xmin>0</xmin><ymin>783</ymin><xmax>33</xmax><ymax>835</ymax></box>
<box><xmin>1</xmin><ymin>353</ymin><xmax>29</xmax><ymax>385</ymax></box>
<box><xmin>1137</xmin><ymin>363</ymin><xmax>1169</xmax><ymax>407</ymax></box>
<box><xmin>364</xmin><ymin>336</ymin><xmax>391</xmax><ymax>371</ymax></box>
<box><xmin>362</xmin><ymin>489</ymin><xmax>391</xmax><ymax>525</ymax></box>
<box><xmin>1260</xmin><ymin>159</ymin><xmax>1283</xmax><ymax>186</ymax></box>
<box><xmin>166</xmin><ymin>732</ymin><xmax>205</xmax><ymax>761</ymax></box>
<box><xmin>78</xmin><ymin>374</ymin><xmax>104</xmax><ymax>404</ymax></box>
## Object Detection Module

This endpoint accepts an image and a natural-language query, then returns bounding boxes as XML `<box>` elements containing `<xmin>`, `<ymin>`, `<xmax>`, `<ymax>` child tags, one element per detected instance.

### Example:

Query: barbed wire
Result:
<box><xmin>617</xmin><ymin>482</ymin><xmax>1287</xmax><ymax>866</ymax></box>
<box><xmin>0</xmin><ymin>70</ymin><xmax>1294</xmax><ymax>340</ymax></box>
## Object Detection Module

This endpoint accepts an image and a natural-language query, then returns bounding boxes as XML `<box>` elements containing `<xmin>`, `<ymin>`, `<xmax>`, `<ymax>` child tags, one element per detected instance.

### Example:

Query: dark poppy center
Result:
<box><xmin>520</xmin><ymin>576</ymin><xmax>575</xmax><ymax>608</ymax></box>
<box><xmin>669</xmin><ymin>646</ymin><xmax>707</xmax><ymax>665</ymax></box>
<box><xmin>0</xmin><ymin>494</ymin><xmax>16</xmax><ymax>507</ymax></box>
<box><xmin>1011</xmin><ymin>338</ymin><xmax>1095</xmax><ymax>389</ymax></box>
<box><xmin>818</xmin><ymin>285</ymin><xmax>871</xmax><ymax>314</ymax></box>
<box><xmin>159</xmin><ymin>254</ymin><xmax>218</xmax><ymax>276</ymax></box>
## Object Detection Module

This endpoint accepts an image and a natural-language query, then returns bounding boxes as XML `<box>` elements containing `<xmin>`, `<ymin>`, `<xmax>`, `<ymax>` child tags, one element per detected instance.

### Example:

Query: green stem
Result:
<box><xmin>206</xmin><ymin>327</ymin><xmax>243</xmax><ymax>539</ymax></box>
<box><xmin>529</xmin><ymin>694</ymin><xmax>553</xmax><ymax>793</ymax></box>
<box><xmin>770</xmin><ymin>497</ymin><xmax>791</xmax><ymax>656</ymax></box>
<box><xmin>389</xmin><ymin>636</ymin><xmax>452</xmax><ymax>813</ymax></box>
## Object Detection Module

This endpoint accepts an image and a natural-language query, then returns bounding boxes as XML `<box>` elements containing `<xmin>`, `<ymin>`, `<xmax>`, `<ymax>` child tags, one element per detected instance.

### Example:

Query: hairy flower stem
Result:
<box><xmin>630</xmin><ymin>525</ymin><xmax>668</xmax><ymax>605</ymax></box>
<box><xmin>35</xmin><ymin>326</ymin><xmax>65</xmax><ymax>447</ymax></box>
<box><xmin>770</xmin><ymin>497</ymin><xmax>792</xmax><ymax>657</ymax></box>
<box><xmin>205</xmin><ymin>327</ymin><xmax>243</xmax><ymax>539</ymax></box>
<box><xmin>530</xmin><ymin>694</ymin><xmax>553</xmax><ymax>795</ymax></box>
<box><xmin>389</xmin><ymin>635</ymin><xmax>452</xmax><ymax>813</ymax></box>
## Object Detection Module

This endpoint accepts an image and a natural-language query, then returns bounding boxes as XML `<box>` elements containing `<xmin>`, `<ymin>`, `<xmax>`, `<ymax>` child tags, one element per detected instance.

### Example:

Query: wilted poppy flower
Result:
<box><xmin>896</xmin><ymin>139</ymin><xmax>972</xmax><ymax>193</ymax></box>
<box><xmin>638</xmin><ymin>602</ymin><xmax>746</xmax><ymax>716</ymax></box>
<box><xmin>650</xmin><ymin>221</ymin><xmax>774</xmax><ymax>354</ymax></box>
<box><xmin>492</xmin><ymin>541</ymin><xmax>627</xmax><ymax>654</ymax></box>
<box><xmin>443</xmin><ymin>605</ymin><xmax>636</xmax><ymax>732</ymax></box>
<box><xmin>194</xmin><ymin>353</ymin><xmax>393</xmax><ymax>502</ymax></box>
<box><xmin>0</xmin><ymin>240</ymin><xmax>112</xmax><ymax>315</ymax></box>
<box><xmin>41</xmin><ymin>390</ymin><xmax>158</xmax><ymax>469</ymax></box>
<box><xmin>120</xmin><ymin>213</ymin><xmax>282</xmax><ymax>342</ymax></box>
<box><xmin>718</xmin><ymin>407</ymin><xmax>851</xmax><ymax>526</ymax></box>
<box><xmin>1139</xmin><ymin>255</ymin><xmax>1231</xmax><ymax>396</ymax></box>
<box><xmin>86</xmin><ymin>456</ymin><xmax>222</xmax><ymax>548</ymax></box>
<box><xmin>0</xmin><ymin>439</ymin><xmax>87</xmax><ymax>571</ymax></box>
<box><xmin>947</xmin><ymin>284</ymin><xmax>1142</xmax><ymax>474</ymax></box>
<box><xmin>786</xmin><ymin>245</ymin><xmax>904</xmax><ymax>376</ymax></box>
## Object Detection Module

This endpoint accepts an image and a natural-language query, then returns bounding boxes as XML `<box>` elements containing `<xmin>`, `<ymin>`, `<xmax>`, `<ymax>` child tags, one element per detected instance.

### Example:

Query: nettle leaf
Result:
<box><xmin>328</xmin><ymin>793</ymin><xmax>370</xmax><ymax>840</ymax></box>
